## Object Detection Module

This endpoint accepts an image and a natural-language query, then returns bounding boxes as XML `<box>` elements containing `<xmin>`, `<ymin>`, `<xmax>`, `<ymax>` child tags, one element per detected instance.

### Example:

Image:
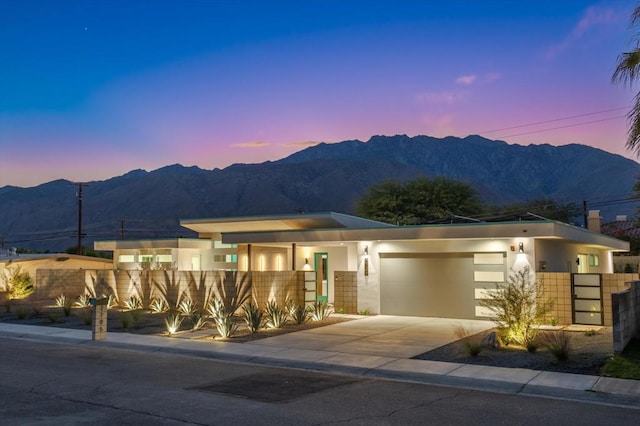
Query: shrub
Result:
<box><xmin>47</xmin><ymin>312</ymin><xmax>60</xmax><ymax>323</ymax></box>
<box><xmin>62</xmin><ymin>304</ymin><xmax>72</xmax><ymax>317</ymax></box>
<box><xmin>542</xmin><ymin>331</ymin><xmax>571</xmax><ymax>362</ymax></box>
<box><xmin>310</xmin><ymin>300</ymin><xmax>333</xmax><ymax>321</ymax></box>
<box><xmin>242</xmin><ymin>302</ymin><xmax>264</xmax><ymax>333</ymax></box>
<box><xmin>55</xmin><ymin>294</ymin><xmax>67</xmax><ymax>307</ymax></box>
<box><xmin>15</xmin><ymin>306</ymin><xmax>31</xmax><ymax>320</ymax></box>
<box><xmin>454</xmin><ymin>325</ymin><xmax>484</xmax><ymax>357</ymax></box>
<box><xmin>6</xmin><ymin>266</ymin><xmax>34</xmax><ymax>301</ymax></box>
<box><xmin>264</xmin><ymin>300</ymin><xmax>288</xmax><ymax>329</ymax></box>
<box><xmin>479</xmin><ymin>266</ymin><xmax>554</xmax><ymax>347</ymax></box>
<box><xmin>81</xmin><ymin>311</ymin><xmax>92</xmax><ymax>326</ymax></box>
<box><xmin>119</xmin><ymin>313</ymin><xmax>132</xmax><ymax>328</ymax></box>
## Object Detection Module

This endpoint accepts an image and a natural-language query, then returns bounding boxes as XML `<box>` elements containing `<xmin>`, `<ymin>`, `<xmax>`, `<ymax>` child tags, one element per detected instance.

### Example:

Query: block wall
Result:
<box><xmin>612</xmin><ymin>280</ymin><xmax>640</xmax><ymax>353</ymax></box>
<box><xmin>334</xmin><ymin>271</ymin><xmax>357</xmax><ymax>314</ymax></box>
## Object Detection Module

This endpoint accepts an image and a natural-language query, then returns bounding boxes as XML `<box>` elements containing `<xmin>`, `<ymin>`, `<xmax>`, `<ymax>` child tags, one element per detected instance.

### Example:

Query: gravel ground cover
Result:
<box><xmin>413</xmin><ymin>327</ymin><xmax>614</xmax><ymax>376</ymax></box>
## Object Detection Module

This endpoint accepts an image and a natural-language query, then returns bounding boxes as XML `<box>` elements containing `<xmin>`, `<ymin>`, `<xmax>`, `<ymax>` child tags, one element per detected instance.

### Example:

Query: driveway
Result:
<box><xmin>251</xmin><ymin>315</ymin><xmax>494</xmax><ymax>358</ymax></box>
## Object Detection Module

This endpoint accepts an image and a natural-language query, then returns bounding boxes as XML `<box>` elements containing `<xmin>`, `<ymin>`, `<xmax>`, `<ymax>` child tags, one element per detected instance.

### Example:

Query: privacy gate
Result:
<box><xmin>571</xmin><ymin>273</ymin><xmax>603</xmax><ymax>326</ymax></box>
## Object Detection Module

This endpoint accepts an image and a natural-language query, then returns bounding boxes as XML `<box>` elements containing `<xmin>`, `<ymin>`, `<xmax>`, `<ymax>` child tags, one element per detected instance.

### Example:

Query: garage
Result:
<box><xmin>380</xmin><ymin>253</ymin><xmax>480</xmax><ymax>319</ymax></box>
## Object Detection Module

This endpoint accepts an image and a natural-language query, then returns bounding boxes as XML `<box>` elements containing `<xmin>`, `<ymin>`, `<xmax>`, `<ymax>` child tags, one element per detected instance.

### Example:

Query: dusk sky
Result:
<box><xmin>1</xmin><ymin>0</ymin><xmax>637</xmax><ymax>188</ymax></box>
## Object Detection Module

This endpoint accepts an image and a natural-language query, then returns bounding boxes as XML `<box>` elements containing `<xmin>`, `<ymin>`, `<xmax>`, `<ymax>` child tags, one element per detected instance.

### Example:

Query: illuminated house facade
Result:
<box><xmin>95</xmin><ymin>212</ymin><xmax>629</xmax><ymax>324</ymax></box>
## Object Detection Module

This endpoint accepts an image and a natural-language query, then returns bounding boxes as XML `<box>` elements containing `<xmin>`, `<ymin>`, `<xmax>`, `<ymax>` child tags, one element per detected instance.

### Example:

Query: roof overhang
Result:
<box><xmin>180</xmin><ymin>212</ymin><xmax>394</xmax><ymax>239</ymax></box>
<box><xmin>221</xmin><ymin>220</ymin><xmax>630</xmax><ymax>252</ymax></box>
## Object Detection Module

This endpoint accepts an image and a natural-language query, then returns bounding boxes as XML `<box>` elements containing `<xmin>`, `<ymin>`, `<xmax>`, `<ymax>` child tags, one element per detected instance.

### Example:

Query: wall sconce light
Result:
<box><xmin>304</xmin><ymin>258</ymin><xmax>309</xmax><ymax>265</ymax></box>
<box><xmin>518</xmin><ymin>242</ymin><xmax>524</xmax><ymax>253</ymax></box>
<box><xmin>364</xmin><ymin>245</ymin><xmax>369</xmax><ymax>256</ymax></box>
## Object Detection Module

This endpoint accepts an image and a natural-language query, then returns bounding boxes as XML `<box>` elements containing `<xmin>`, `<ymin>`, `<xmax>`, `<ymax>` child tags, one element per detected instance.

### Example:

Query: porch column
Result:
<box><xmin>292</xmin><ymin>243</ymin><xmax>296</xmax><ymax>271</ymax></box>
<box><xmin>247</xmin><ymin>244</ymin><xmax>252</xmax><ymax>271</ymax></box>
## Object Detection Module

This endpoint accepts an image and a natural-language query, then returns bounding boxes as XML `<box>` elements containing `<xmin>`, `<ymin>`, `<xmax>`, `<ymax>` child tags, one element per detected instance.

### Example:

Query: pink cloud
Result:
<box><xmin>415</xmin><ymin>91</ymin><xmax>466</xmax><ymax>104</ymax></box>
<box><xmin>231</xmin><ymin>141</ymin><xmax>269</xmax><ymax>148</ymax></box>
<box><xmin>547</xmin><ymin>6</ymin><xmax>620</xmax><ymax>59</ymax></box>
<box><xmin>455</xmin><ymin>75</ymin><xmax>477</xmax><ymax>85</ymax></box>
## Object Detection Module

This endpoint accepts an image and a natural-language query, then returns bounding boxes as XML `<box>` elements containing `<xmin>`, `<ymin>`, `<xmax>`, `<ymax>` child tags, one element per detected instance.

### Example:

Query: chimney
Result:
<box><xmin>587</xmin><ymin>210</ymin><xmax>601</xmax><ymax>233</ymax></box>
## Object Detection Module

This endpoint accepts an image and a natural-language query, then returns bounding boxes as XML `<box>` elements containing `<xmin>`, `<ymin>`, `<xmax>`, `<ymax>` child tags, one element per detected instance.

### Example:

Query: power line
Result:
<box><xmin>478</xmin><ymin>106</ymin><xmax>630</xmax><ymax>134</ymax></box>
<box><xmin>494</xmin><ymin>115</ymin><xmax>627</xmax><ymax>139</ymax></box>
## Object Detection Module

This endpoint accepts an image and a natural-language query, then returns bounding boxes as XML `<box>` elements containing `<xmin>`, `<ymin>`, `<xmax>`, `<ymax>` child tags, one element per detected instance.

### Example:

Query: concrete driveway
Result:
<box><xmin>251</xmin><ymin>315</ymin><xmax>494</xmax><ymax>358</ymax></box>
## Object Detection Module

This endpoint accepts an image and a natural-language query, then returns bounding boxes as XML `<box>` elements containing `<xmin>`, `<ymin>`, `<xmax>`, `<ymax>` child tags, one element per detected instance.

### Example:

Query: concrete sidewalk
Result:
<box><xmin>1</xmin><ymin>317</ymin><xmax>639</xmax><ymax>408</ymax></box>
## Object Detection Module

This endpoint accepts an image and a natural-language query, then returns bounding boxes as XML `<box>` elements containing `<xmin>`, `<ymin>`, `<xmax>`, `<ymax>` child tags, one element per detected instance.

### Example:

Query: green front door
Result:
<box><xmin>314</xmin><ymin>252</ymin><xmax>328</xmax><ymax>303</ymax></box>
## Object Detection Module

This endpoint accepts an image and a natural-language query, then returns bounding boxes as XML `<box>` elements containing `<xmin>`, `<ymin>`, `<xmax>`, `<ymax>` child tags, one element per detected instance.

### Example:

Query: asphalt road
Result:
<box><xmin>0</xmin><ymin>337</ymin><xmax>638</xmax><ymax>425</ymax></box>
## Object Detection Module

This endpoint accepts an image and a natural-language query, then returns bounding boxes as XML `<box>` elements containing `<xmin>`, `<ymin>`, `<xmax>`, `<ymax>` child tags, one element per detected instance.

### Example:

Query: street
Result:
<box><xmin>0</xmin><ymin>337</ymin><xmax>637</xmax><ymax>425</ymax></box>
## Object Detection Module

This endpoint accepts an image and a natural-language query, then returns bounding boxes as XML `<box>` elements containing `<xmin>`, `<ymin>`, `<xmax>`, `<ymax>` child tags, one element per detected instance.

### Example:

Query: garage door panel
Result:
<box><xmin>380</xmin><ymin>255</ymin><xmax>478</xmax><ymax>319</ymax></box>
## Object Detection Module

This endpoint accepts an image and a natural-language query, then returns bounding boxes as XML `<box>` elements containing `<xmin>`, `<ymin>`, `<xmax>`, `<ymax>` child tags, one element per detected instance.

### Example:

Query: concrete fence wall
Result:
<box><xmin>612</xmin><ymin>280</ymin><xmax>640</xmax><ymax>353</ymax></box>
<box><xmin>35</xmin><ymin>269</ymin><xmax>306</xmax><ymax>312</ymax></box>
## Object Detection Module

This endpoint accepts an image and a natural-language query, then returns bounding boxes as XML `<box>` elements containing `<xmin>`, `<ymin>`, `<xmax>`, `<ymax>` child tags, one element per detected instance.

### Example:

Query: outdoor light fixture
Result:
<box><xmin>304</xmin><ymin>257</ymin><xmax>309</xmax><ymax>265</ymax></box>
<box><xmin>364</xmin><ymin>245</ymin><xmax>369</xmax><ymax>256</ymax></box>
<box><xmin>518</xmin><ymin>242</ymin><xmax>524</xmax><ymax>253</ymax></box>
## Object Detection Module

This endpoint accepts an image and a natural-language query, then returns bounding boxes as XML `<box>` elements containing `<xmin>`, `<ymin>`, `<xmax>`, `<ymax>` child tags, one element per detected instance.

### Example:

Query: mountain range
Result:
<box><xmin>2</xmin><ymin>134</ymin><xmax>639</xmax><ymax>252</ymax></box>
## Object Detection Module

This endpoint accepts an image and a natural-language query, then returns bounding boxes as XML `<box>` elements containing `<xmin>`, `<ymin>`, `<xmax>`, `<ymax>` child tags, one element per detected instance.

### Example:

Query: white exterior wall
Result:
<box><xmin>534</xmin><ymin>240</ymin><xmax>613</xmax><ymax>274</ymax></box>
<box><xmin>355</xmin><ymin>237</ymin><xmax>534</xmax><ymax>315</ymax></box>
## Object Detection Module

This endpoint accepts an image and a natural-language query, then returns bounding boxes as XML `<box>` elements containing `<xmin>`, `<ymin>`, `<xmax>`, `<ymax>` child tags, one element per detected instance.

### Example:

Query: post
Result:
<box><xmin>90</xmin><ymin>297</ymin><xmax>108</xmax><ymax>340</ymax></box>
<box><xmin>292</xmin><ymin>243</ymin><xmax>296</xmax><ymax>271</ymax></box>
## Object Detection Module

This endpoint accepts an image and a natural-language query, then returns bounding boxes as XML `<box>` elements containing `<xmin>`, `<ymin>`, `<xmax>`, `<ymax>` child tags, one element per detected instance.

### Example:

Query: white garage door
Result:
<box><xmin>380</xmin><ymin>253</ymin><xmax>478</xmax><ymax>319</ymax></box>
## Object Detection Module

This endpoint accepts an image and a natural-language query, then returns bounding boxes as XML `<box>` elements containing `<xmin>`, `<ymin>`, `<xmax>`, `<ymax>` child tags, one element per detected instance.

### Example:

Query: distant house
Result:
<box><xmin>0</xmin><ymin>252</ymin><xmax>112</xmax><ymax>293</ymax></box>
<box><xmin>92</xmin><ymin>211</ymin><xmax>630</xmax><ymax>325</ymax></box>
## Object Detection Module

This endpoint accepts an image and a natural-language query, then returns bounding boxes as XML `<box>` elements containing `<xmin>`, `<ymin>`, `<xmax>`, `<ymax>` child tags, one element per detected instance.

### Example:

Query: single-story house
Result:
<box><xmin>93</xmin><ymin>211</ymin><xmax>631</xmax><ymax>326</ymax></box>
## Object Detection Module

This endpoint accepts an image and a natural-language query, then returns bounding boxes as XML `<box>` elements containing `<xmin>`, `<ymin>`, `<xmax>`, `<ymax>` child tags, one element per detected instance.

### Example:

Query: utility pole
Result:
<box><xmin>73</xmin><ymin>183</ymin><xmax>88</xmax><ymax>255</ymax></box>
<box><xmin>583</xmin><ymin>200</ymin><xmax>588</xmax><ymax>229</ymax></box>
<box><xmin>120</xmin><ymin>219</ymin><xmax>125</xmax><ymax>240</ymax></box>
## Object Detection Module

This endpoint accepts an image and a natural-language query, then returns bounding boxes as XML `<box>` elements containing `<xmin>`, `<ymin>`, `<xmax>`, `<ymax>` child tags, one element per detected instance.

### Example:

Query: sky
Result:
<box><xmin>1</xmin><ymin>0</ymin><xmax>638</xmax><ymax>188</ymax></box>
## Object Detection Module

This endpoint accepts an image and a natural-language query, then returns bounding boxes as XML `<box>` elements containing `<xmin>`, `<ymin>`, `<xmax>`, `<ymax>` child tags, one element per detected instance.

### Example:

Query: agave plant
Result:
<box><xmin>165</xmin><ymin>313</ymin><xmax>183</xmax><ymax>336</ymax></box>
<box><xmin>242</xmin><ymin>302</ymin><xmax>264</xmax><ymax>333</ymax></box>
<box><xmin>54</xmin><ymin>294</ymin><xmax>67</xmax><ymax>307</ymax></box>
<box><xmin>178</xmin><ymin>298</ymin><xmax>196</xmax><ymax>316</ymax></box>
<box><xmin>291</xmin><ymin>303</ymin><xmax>310</xmax><ymax>325</ymax></box>
<box><xmin>149</xmin><ymin>298</ymin><xmax>168</xmax><ymax>313</ymax></box>
<box><xmin>74</xmin><ymin>293</ymin><xmax>92</xmax><ymax>308</ymax></box>
<box><xmin>264</xmin><ymin>300</ymin><xmax>288</xmax><ymax>329</ymax></box>
<box><xmin>310</xmin><ymin>300</ymin><xmax>332</xmax><ymax>321</ymax></box>
<box><xmin>189</xmin><ymin>312</ymin><xmax>207</xmax><ymax>331</ymax></box>
<box><xmin>123</xmin><ymin>295</ymin><xmax>143</xmax><ymax>311</ymax></box>
<box><xmin>207</xmin><ymin>298</ymin><xmax>225</xmax><ymax>319</ymax></box>
<box><xmin>214</xmin><ymin>312</ymin><xmax>238</xmax><ymax>338</ymax></box>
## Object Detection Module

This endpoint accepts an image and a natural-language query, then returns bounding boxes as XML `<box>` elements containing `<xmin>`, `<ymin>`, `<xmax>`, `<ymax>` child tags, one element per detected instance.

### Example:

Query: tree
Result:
<box><xmin>356</xmin><ymin>177</ymin><xmax>483</xmax><ymax>225</ymax></box>
<box><xmin>613</xmin><ymin>4</ymin><xmax>640</xmax><ymax>154</ymax></box>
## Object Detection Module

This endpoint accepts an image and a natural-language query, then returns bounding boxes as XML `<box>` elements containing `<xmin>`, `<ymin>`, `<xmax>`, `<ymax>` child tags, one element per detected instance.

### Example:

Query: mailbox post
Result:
<box><xmin>90</xmin><ymin>297</ymin><xmax>108</xmax><ymax>340</ymax></box>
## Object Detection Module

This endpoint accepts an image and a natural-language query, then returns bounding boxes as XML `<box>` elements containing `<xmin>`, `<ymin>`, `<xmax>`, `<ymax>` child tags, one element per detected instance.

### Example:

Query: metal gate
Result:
<box><xmin>571</xmin><ymin>273</ymin><xmax>603</xmax><ymax>325</ymax></box>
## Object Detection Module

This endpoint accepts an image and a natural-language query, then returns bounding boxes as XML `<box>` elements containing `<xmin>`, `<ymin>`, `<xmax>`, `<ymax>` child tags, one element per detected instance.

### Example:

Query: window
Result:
<box><xmin>118</xmin><ymin>254</ymin><xmax>135</xmax><ymax>263</ymax></box>
<box><xmin>589</xmin><ymin>254</ymin><xmax>599</xmax><ymax>267</ymax></box>
<box><xmin>140</xmin><ymin>255</ymin><xmax>153</xmax><ymax>263</ymax></box>
<box><xmin>213</xmin><ymin>254</ymin><xmax>238</xmax><ymax>263</ymax></box>
<box><xmin>156</xmin><ymin>254</ymin><xmax>172</xmax><ymax>263</ymax></box>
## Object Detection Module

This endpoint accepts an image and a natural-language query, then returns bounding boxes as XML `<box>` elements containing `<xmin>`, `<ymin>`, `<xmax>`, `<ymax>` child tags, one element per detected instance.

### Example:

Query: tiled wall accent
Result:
<box><xmin>538</xmin><ymin>272</ymin><xmax>573</xmax><ymax>326</ymax></box>
<box><xmin>250</xmin><ymin>271</ymin><xmax>304</xmax><ymax>308</ymax></box>
<box><xmin>602</xmin><ymin>274</ymin><xmax>638</xmax><ymax>326</ymax></box>
<box><xmin>37</xmin><ymin>269</ymin><xmax>305</xmax><ymax>312</ymax></box>
<box><xmin>35</xmin><ymin>270</ymin><xmax>86</xmax><ymax>299</ymax></box>
<box><xmin>612</xmin><ymin>280</ymin><xmax>640</xmax><ymax>353</ymax></box>
<box><xmin>334</xmin><ymin>271</ymin><xmax>357</xmax><ymax>314</ymax></box>
<box><xmin>539</xmin><ymin>273</ymin><xmax>638</xmax><ymax>326</ymax></box>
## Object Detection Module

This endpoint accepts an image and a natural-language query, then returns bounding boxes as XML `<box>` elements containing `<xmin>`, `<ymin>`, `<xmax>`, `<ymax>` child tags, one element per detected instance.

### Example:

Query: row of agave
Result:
<box><xmin>165</xmin><ymin>298</ymin><xmax>333</xmax><ymax>338</ymax></box>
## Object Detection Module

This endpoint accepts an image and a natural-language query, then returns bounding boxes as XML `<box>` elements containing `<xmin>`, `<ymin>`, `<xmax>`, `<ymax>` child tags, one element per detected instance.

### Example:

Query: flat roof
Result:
<box><xmin>180</xmin><ymin>212</ymin><xmax>394</xmax><ymax>237</ymax></box>
<box><xmin>94</xmin><ymin>238</ymin><xmax>212</xmax><ymax>251</ymax></box>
